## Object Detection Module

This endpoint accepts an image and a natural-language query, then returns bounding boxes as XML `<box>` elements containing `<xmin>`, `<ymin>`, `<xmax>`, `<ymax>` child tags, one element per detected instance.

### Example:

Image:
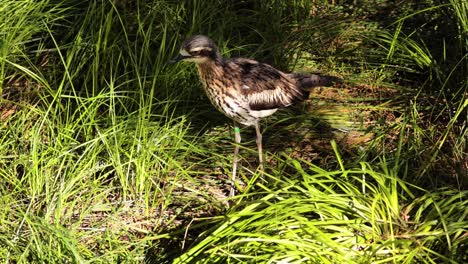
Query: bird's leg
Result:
<box><xmin>231</xmin><ymin>124</ymin><xmax>241</xmax><ymax>197</ymax></box>
<box><xmin>254</xmin><ymin>121</ymin><xmax>264</xmax><ymax>172</ymax></box>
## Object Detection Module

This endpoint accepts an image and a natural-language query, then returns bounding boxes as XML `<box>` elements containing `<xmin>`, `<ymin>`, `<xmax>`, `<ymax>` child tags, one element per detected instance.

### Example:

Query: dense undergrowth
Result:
<box><xmin>0</xmin><ymin>0</ymin><xmax>466</xmax><ymax>263</ymax></box>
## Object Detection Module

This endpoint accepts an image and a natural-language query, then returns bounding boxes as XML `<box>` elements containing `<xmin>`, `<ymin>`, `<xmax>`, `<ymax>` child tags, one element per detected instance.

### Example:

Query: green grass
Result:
<box><xmin>174</xmin><ymin>154</ymin><xmax>468</xmax><ymax>263</ymax></box>
<box><xmin>1</xmin><ymin>0</ymin><xmax>466</xmax><ymax>263</ymax></box>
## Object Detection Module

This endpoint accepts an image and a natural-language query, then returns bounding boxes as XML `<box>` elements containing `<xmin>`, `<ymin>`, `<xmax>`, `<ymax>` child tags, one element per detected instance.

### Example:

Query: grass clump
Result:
<box><xmin>175</xmin><ymin>154</ymin><xmax>468</xmax><ymax>263</ymax></box>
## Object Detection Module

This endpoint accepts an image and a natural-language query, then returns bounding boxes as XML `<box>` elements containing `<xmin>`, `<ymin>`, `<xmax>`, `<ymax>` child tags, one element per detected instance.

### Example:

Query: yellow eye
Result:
<box><xmin>191</xmin><ymin>50</ymin><xmax>201</xmax><ymax>56</ymax></box>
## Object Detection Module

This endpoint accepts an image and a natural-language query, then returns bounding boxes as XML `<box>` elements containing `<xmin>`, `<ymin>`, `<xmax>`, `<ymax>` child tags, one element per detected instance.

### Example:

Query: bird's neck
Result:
<box><xmin>196</xmin><ymin>58</ymin><xmax>224</xmax><ymax>83</ymax></box>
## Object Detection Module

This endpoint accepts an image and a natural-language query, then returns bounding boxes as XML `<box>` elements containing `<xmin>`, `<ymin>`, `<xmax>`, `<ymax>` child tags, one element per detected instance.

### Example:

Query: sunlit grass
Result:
<box><xmin>174</xmin><ymin>153</ymin><xmax>467</xmax><ymax>263</ymax></box>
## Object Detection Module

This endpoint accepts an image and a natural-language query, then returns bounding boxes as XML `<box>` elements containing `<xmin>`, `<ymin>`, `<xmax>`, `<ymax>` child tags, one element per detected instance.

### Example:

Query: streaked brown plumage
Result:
<box><xmin>172</xmin><ymin>35</ymin><xmax>339</xmax><ymax>196</ymax></box>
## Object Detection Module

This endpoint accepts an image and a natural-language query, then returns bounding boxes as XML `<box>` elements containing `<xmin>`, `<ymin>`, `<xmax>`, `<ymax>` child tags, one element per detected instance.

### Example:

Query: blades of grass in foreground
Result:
<box><xmin>174</xmin><ymin>154</ymin><xmax>468</xmax><ymax>263</ymax></box>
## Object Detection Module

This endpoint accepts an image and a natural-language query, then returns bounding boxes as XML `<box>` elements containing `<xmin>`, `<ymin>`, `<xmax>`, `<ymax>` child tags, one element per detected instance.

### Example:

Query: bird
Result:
<box><xmin>171</xmin><ymin>35</ymin><xmax>339</xmax><ymax>197</ymax></box>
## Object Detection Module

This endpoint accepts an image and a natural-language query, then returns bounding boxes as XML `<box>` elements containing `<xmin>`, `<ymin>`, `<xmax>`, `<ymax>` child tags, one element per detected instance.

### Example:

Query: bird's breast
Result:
<box><xmin>196</xmin><ymin>63</ymin><xmax>261</xmax><ymax>126</ymax></box>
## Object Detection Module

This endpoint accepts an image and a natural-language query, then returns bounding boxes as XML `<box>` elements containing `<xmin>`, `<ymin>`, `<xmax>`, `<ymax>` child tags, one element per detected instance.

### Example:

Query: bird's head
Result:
<box><xmin>170</xmin><ymin>35</ymin><xmax>221</xmax><ymax>64</ymax></box>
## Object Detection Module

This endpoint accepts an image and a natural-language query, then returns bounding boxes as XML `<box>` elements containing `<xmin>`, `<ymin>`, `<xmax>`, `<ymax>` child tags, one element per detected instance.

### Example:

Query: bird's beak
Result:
<box><xmin>168</xmin><ymin>54</ymin><xmax>190</xmax><ymax>64</ymax></box>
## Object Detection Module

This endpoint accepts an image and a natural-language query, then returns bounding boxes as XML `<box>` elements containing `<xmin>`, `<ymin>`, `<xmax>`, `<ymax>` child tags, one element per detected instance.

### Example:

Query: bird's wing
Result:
<box><xmin>227</xmin><ymin>58</ymin><xmax>304</xmax><ymax>111</ymax></box>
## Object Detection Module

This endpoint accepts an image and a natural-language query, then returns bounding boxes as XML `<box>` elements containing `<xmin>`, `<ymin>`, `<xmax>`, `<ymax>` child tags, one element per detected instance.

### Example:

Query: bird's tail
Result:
<box><xmin>291</xmin><ymin>73</ymin><xmax>342</xmax><ymax>91</ymax></box>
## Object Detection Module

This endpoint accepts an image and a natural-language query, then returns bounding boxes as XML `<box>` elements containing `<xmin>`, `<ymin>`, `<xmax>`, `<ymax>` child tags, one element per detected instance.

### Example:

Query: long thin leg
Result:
<box><xmin>254</xmin><ymin>121</ymin><xmax>264</xmax><ymax>172</ymax></box>
<box><xmin>231</xmin><ymin>124</ymin><xmax>241</xmax><ymax>197</ymax></box>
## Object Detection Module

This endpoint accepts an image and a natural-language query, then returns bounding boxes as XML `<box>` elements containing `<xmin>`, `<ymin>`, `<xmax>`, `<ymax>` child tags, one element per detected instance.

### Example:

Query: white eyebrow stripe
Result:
<box><xmin>190</xmin><ymin>46</ymin><xmax>212</xmax><ymax>52</ymax></box>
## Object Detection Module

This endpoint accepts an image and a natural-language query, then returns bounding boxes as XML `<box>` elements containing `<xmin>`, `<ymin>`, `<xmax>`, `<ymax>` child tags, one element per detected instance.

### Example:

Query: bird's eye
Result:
<box><xmin>191</xmin><ymin>50</ymin><xmax>201</xmax><ymax>56</ymax></box>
